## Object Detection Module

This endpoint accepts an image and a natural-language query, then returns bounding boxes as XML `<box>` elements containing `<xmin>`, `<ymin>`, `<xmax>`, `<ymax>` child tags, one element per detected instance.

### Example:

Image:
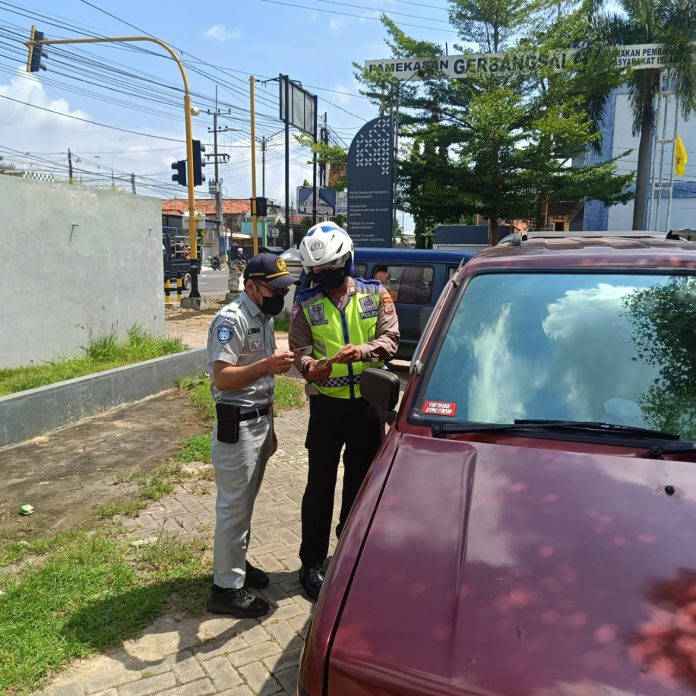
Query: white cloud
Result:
<box><xmin>0</xmin><ymin>68</ymin><xmax>186</xmax><ymax>192</ymax></box>
<box><xmin>332</xmin><ymin>83</ymin><xmax>352</xmax><ymax>106</ymax></box>
<box><xmin>203</xmin><ymin>25</ymin><xmax>241</xmax><ymax>44</ymax></box>
<box><xmin>329</xmin><ymin>17</ymin><xmax>345</xmax><ymax>31</ymax></box>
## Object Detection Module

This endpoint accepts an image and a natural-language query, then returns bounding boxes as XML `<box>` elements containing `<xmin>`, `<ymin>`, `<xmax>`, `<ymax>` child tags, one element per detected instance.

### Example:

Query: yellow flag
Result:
<box><xmin>675</xmin><ymin>133</ymin><xmax>688</xmax><ymax>177</ymax></box>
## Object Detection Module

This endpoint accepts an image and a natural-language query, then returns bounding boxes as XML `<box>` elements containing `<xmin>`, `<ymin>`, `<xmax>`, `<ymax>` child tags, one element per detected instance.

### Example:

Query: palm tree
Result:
<box><xmin>589</xmin><ymin>0</ymin><xmax>696</xmax><ymax>229</ymax></box>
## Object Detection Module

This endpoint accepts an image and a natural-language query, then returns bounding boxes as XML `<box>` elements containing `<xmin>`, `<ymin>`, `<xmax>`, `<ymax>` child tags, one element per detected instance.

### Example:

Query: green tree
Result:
<box><xmin>588</xmin><ymin>0</ymin><xmax>696</xmax><ymax>229</ymax></box>
<box><xmin>623</xmin><ymin>277</ymin><xmax>696</xmax><ymax>437</ymax></box>
<box><xmin>360</xmin><ymin>6</ymin><xmax>633</xmax><ymax>245</ymax></box>
<box><xmin>295</xmin><ymin>133</ymin><xmax>348</xmax><ymax>190</ymax></box>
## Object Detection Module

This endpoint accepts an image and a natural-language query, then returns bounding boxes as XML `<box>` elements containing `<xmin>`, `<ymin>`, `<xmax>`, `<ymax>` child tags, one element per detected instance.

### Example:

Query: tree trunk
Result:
<box><xmin>632</xmin><ymin>75</ymin><xmax>657</xmax><ymax>230</ymax></box>
<box><xmin>489</xmin><ymin>218</ymin><xmax>499</xmax><ymax>246</ymax></box>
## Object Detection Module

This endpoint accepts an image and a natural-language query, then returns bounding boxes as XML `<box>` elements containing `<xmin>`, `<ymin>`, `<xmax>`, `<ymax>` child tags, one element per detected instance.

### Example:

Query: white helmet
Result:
<box><xmin>299</xmin><ymin>221</ymin><xmax>353</xmax><ymax>272</ymax></box>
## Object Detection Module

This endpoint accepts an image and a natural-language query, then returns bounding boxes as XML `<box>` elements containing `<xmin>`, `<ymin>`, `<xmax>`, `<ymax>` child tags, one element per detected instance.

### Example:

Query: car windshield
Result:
<box><xmin>420</xmin><ymin>272</ymin><xmax>696</xmax><ymax>440</ymax></box>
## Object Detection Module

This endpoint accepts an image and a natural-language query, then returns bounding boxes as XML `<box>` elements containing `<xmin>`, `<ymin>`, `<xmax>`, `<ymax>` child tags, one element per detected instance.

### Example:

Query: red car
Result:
<box><xmin>298</xmin><ymin>235</ymin><xmax>696</xmax><ymax>696</ymax></box>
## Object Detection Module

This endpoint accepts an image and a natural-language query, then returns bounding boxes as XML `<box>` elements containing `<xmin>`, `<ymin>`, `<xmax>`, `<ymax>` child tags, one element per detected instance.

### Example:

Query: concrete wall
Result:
<box><xmin>1</xmin><ymin>177</ymin><xmax>164</xmax><ymax>368</ymax></box>
<box><xmin>0</xmin><ymin>348</ymin><xmax>206</xmax><ymax>448</ymax></box>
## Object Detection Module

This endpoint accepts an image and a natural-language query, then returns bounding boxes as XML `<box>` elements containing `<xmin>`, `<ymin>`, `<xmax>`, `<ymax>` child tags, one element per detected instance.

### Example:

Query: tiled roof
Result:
<box><xmin>161</xmin><ymin>198</ymin><xmax>250</xmax><ymax>216</ymax></box>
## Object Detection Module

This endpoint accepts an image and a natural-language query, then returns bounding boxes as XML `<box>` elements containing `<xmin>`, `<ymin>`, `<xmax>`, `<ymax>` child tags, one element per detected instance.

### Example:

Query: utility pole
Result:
<box><xmin>207</xmin><ymin>86</ymin><xmax>232</xmax><ymax>253</ymax></box>
<box><xmin>312</xmin><ymin>95</ymin><xmax>318</xmax><ymax>225</ymax></box>
<box><xmin>130</xmin><ymin>173</ymin><xmax>136</xmax><ymax>194</ymax></box>
<box><xmin>261</xmin><ymin>137</ymin><xmax>267</xmax><ymax>198</ymax></box>
<box><xmin>250</xmin><ymin>76</ymin><xmax>259</xmax><ymax>256</ymax></box>
<box><xmin>319</xmin><ymin>113</ymin><xmax>328</xmax><ymax>187</ymax></box>
<box><xmin>67</xmin><ymin>148</ymin><xmax>73</xmax><ymax>184</ymax></box>
<box><xmin>283</xmin><ymin>75</ymin><xmax>291</xmax><ymax>248</ymax></box>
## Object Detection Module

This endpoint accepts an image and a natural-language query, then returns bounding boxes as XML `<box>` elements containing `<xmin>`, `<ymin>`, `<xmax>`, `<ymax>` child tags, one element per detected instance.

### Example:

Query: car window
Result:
<box><xmin>354</xmin><ymin>262</ymin><xmax>368</xmax><ymax>278</ymax></box>
<box><xmin>383</xmin><ymin>265</ymin><xmax>434</xmax><ymax>305</ymax></box>
<box><xmin>448</xmin><ymin>266</ymin><xmax>459</xmax><ymax>279</ymax></box>
<box><xmin>419</xmin><ymin>272</ymin><xmax>696</xmax><ymax>439</ymax></box>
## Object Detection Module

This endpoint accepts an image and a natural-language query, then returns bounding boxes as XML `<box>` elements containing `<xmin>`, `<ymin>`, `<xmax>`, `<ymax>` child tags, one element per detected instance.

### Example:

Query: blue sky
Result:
<box><xmin>0</xmin><ymin>0</ymin><xmax>456</xmax><ymax>227</ymax></box>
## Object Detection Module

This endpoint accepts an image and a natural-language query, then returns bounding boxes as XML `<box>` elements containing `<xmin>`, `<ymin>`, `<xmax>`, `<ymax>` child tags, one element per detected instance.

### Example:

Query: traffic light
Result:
<box><xmin>26</xmin><ymin>26</ymin><xmax>47</xmax><ymax>73</ymax></box>
<box><xmin>255</xmin><ymin>197</ymin><xmax>268</xmax><ymax>217</ymax></box>
<box><xmin>192</xmin><ymin>140</ymin><xmax>205</xmax><ymax>186</ymax></box>
<box><xmin>171</xmin><ymin>160</ymin><xmax>186</xmax><ymax>186</ymax></box>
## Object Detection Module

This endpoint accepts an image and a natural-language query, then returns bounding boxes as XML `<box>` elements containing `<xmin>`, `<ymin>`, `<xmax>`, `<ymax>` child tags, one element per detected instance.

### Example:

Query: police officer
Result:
<box><xmin>289</xmin><ymin>222</ymin><xmax>400</xmax><ymax>600</ymax></box>
<box><xmin>206</xmin><ymin>252</ymin><xmax>297</xmax><ymax>617</ymax></box>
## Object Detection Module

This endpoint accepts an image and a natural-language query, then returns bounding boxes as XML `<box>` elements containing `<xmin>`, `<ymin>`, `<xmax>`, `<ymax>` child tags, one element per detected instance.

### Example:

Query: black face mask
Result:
<box><xmin>312</xmin><ymin>267</ymin><xmax>345</xmax><ymax>290</ymax></box>
<box><xmin>260</xmin><ymin>294</ymin><xmax>285</xmax><ymax>316</ymax></box>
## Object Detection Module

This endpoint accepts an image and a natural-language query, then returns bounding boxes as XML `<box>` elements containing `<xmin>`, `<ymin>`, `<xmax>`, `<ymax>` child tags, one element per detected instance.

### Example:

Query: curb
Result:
<box><xmin>0</xmin><ymin>349</ymin><xmax>206</xmax><ymax>448</ymax></box>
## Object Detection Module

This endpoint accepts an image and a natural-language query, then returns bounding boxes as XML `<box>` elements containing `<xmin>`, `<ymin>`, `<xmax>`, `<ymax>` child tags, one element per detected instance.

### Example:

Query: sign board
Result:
<box><xmin>365</xmin><ymin>43</ymin><xmax>671</xmax><ymax>81</ymax></box>
<box><xmin>296</xmin><ymin>187</ymin><xmax>347</xmax><ymax>216</ymax></box>
<box><xmin>347</xmin><ymin>116</ymin><xmax>394</xmax><ymax>248</ymax></box>
<box><xmin>279</xmin><ymin>74</ymin><xmax>316</xmax><ymax>136</ymax></box>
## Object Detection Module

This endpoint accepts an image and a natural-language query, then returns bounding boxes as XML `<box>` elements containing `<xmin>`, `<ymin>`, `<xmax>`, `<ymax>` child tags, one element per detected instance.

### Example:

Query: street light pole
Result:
<box><xmin>26</xmin><ymin>32</ymin><xmax>203</xmax><ymax>301</ymax></box>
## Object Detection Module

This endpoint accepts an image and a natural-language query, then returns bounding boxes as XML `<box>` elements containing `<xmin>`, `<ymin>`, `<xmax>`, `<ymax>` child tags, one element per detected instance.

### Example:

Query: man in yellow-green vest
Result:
<box><xmin>289</xmin><ymin>222</ymin><xmax>400</xmax><ymax>601</ymax></box>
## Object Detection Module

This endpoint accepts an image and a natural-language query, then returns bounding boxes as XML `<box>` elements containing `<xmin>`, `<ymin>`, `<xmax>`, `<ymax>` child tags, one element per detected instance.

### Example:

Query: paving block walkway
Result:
<box><xmin>40</xmin><ymin>405</ymin><xmax>340</xmax><ymax>696</ymax></box>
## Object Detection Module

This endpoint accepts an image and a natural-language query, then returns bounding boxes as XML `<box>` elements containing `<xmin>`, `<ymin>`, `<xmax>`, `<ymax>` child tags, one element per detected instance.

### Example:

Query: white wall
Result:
<box><xmin>1</xmin><ymin>176</ymin><xmax>164</xmax><ymax>368</ymax></box>
<box><xmin>607</xmin><ymin>91</ymin><xmax>696</xmax><ymax>231</ymax></box>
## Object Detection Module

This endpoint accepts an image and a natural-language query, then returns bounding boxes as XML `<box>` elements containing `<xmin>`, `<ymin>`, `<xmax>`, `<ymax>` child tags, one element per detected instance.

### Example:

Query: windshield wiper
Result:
<box><xmin>514</xmin><ymin>419</ymin><xmax>679</xmax><ymax>440</ymax></box>
<box><xmin>432</xmin><ymin>419</ymin><xmax>678</xmax><ymax>440</ymax></box>
<box><xmin>647</xmin><ymin>441</ymin><xmax>696</xmax><ymax>457</ymax></box>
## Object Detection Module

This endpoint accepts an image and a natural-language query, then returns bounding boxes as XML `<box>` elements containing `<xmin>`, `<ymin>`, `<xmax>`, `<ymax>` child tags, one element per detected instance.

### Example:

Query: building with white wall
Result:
<box><xmin>583</xmin><ymin>85</ymin><xmax>696</xmax><ymax>232</ymax></box>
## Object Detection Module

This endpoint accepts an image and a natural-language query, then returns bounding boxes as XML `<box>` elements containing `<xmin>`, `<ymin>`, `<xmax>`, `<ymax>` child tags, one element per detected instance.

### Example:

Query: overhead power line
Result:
<box><xmin>258</xmin><ymin>0</ymin><xmax>458</xmax><ymax>34</ymax></box>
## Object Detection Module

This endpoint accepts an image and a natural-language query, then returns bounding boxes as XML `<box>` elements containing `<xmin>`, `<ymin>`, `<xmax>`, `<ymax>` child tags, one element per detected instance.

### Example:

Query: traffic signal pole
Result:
<box><xmin>25</xmin><ymin>31</ymin><xmax>203</xmax><ymax>300</ymax></box>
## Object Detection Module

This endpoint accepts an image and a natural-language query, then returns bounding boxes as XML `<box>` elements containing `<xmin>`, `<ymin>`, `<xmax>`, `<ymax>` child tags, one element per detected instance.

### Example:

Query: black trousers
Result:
<box><xmin>299</xmin><ymin>394</ymin><xmax>383</xmax><ymax>567</ymax></box>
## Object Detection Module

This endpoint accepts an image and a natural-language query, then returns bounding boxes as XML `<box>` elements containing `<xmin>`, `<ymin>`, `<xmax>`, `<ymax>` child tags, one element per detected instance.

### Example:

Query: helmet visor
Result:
<box><xmin>312</xmin><ymin>252</ymin><xmax>350</xmax><ymax>273</ymax></box>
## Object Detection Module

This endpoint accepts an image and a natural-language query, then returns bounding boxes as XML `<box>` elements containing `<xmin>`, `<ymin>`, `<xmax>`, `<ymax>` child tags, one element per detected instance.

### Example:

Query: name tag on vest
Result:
<box><xmin>359</xmin><ymin>295</ymin><xmax>378</xmax><ymax>319</ymax></box>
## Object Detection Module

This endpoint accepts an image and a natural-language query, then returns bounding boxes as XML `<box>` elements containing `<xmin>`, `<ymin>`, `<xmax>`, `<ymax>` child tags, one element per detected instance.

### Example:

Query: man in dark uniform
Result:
<box><xmin>206</xmin><ymin>253</ymin><xmax>297</xmax><ymax>617</ymax></box>
<box><xmin>289</xmin><ymin>222</ymin><xmax>399</xmax><ymax>601</ymax></box>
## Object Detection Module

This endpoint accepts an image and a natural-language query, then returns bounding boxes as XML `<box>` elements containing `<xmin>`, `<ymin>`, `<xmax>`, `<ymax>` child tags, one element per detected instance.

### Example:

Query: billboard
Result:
<box><xmin>365</xmin><ymin>43</ymin><xmax>670</xmax><ymax>81</ymax></box>
<box><xmin>279</xmin><ymin>75</ymin><xmax>316</xmax><ymax>136</ymax></box>
<box><xmin>296</xmin><ymin>187</ymin><xmax>347</xmax><ymax>216</ymax></box>
<box><xmin>347</xmin><ymin>115</ymin><xmax>394</xmax><ymax>248</ymax></box>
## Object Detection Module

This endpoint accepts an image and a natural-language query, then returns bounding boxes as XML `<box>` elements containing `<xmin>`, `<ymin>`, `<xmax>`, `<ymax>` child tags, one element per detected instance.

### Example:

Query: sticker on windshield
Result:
<box><xmin>423</xmin><ymin>400</ymin><xmax>457</xmax><ymax>417</ymax></box>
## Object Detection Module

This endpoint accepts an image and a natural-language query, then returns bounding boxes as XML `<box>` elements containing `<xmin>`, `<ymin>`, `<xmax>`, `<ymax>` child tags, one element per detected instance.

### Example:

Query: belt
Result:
<box><xmin>239</xmin><ymin>405</ymin><xmax>271</xmax><ymax>421</ymax></box>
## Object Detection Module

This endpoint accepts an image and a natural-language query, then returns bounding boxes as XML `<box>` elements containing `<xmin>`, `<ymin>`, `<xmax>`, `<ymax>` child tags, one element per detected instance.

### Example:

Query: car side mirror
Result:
<box><xmin>361</xmin><ymin>368</ymin><xmax>400</xmax><ymax>413</ymax></box>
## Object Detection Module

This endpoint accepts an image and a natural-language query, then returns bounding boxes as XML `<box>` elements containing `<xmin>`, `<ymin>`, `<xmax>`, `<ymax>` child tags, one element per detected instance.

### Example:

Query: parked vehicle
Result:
<box><xmin>297</xmin><ymin>234</ymin><xmax>696</xmax><ymax>696</ymax></box>
<box><xmin>291</xmin><ymin>248</ymin><xmax>473</xmax><ymax>360</ymax></box>
<box><xmin>162</xmin><ymin>226</ymin><xmax>200</xmax><ymax>291</ymax></box>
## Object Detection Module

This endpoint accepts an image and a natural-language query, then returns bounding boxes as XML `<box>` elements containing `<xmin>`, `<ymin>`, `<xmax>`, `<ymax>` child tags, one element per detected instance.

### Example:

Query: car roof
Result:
<box><xmin>465</xmin><ymin>236</ymin><xmax>696</xmax><ymax>273</ymax></box>
<box><xmin>354</xmin><ymin>247</ymin><xmax>473</xmax><ymax>263</ymax></box>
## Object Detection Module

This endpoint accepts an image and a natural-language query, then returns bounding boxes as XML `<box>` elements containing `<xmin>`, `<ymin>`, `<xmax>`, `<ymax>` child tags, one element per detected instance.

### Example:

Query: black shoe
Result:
<box><xmin>206</xmin><ymin>585</ymin><xmax>269</xmax><ymax>618</ymax></box>
<box><xmin>299</xmin><ymin>564</ymin><xmax>324</xmax><ymax>601</ymax></box>
<box><xmin>245</xmin><ymin>560</ymin><xmax>270</xmax><ymax>589</ymax></box>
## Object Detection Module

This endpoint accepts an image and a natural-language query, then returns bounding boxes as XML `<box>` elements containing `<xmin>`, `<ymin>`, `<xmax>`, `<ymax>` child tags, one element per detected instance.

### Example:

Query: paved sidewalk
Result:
<box><xmin>40</xmin><ymin>405</ymin><xmax>338</xmax><ymax>696</ymax></box>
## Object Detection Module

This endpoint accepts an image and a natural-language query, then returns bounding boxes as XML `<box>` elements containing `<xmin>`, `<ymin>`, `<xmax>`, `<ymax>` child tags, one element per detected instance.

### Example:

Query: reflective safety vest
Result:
<box><xmin>297</xmin><ymin>279</ymin><xmax>384</xmax><ymax>399</ymax></box>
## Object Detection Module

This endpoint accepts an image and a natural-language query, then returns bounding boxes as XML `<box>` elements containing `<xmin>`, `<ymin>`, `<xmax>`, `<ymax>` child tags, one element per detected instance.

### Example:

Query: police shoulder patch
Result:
<box><xmin>216</xmin><ymin>318</ymin><xmax>237</xmax><ymax>344</ymax></box>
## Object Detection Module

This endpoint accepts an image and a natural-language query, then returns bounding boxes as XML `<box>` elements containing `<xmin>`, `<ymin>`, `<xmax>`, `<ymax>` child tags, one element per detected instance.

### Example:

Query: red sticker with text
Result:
<box><xmin>423</xmin><ymin>400</ymin><xmax>457</xmax><ymax>417</ymax></box>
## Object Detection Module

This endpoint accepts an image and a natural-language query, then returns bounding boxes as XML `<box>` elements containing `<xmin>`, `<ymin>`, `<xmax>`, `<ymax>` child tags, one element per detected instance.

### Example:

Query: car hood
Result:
<box><xmin>329</xmin><ymin>434</ymin><xmax>696</xmax><ymax>696</ymax></box>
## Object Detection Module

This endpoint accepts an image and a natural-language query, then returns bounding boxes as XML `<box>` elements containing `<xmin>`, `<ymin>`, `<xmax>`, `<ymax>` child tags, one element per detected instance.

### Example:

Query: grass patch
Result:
<box><xmin>97</xmin><ymin>499</ymin><xmax>148</xmax><ymax>519</ymax></box>
<box><xmin>273</xmin><ymin>314</ymin><xmax>290</xmax><ymax>332</ymax></box>
<box><xmin>178</xmin><ymin>373</ymin><xmax>304</xmax><ymax>420</ymax></box>
<box><xmin>174</xmin><ymin>434</ymin><xmax>212</xmax><ymax>464</ymax></box>
<box><xmin>0</xmin><ymin>530</ymin><xmax>210</xmax><ymax>694</ymax></box>
<box><xmin>275</xmin><ymin>375</ymin><xmax>306</xmax><ymax>411</ymax></box>
<box><xmin>0</xmin><ymin>326</ymin><xmax>186</xmax><ymax>396</ymax></box>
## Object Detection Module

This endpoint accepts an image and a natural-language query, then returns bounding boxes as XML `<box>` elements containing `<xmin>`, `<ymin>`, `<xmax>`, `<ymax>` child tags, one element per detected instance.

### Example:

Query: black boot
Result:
<box><xmin>206</xmin><ymin>585</ymin><xmax>269</xmax><ymax>618</ymax></box>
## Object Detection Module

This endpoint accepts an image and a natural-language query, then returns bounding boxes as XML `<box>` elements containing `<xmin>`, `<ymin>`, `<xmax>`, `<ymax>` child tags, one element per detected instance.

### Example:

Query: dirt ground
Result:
<box><xmin>1</xmin><ymin>307</ymin><xmax>224</xmax><ymax>541</ymax></box>
<box><xmin>0</xmin><ymin>390</ymin><xmax>207</xmax><ymax>540</ymax></box>
<box><xmin>164</xmin><ymin>303</ymin><xmax>226</xmax><ymax>348</ymax></box>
